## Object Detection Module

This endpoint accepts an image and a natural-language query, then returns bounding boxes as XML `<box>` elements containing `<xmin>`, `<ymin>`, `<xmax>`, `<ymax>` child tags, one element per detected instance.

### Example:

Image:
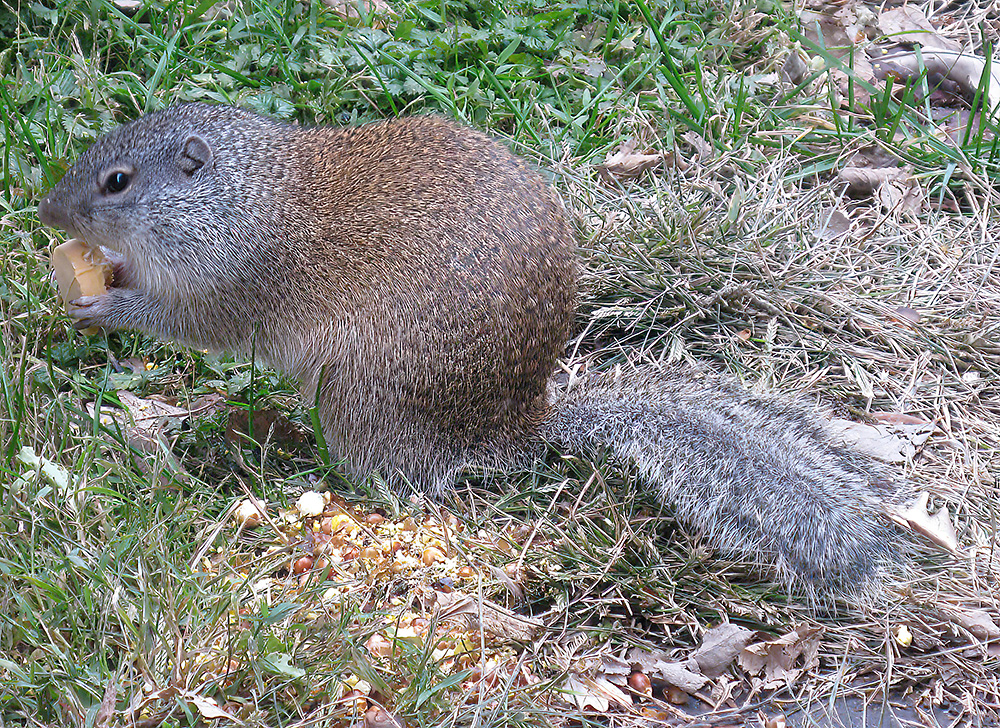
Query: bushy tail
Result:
<box><xmin>541</xmin><ymin>366</ymin><xmax>908</xmax><ymax>602</ymax></box>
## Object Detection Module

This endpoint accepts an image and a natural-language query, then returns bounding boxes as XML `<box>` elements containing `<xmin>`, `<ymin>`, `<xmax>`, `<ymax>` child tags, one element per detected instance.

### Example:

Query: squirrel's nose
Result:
<box><xmin>38</xmin><ymin>196</ymin><xmax>67</xmax><ymax>230</ymax></box>
<box><xmin>38</xmin><ymin>197</ymin><xmax>53</xmax><ymax>225</ymax></box>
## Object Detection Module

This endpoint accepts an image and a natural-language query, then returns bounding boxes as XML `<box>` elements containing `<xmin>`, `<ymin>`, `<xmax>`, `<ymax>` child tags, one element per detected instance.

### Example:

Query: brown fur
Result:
<box><xmin>38</xmin><ymin>104</ymin><xmax>909</xmax><ymax>601</ymax></box>
<box><xmin>39</xmin><ymin>105</ymin><xmax>576</xmax><ymax>491</ymax></box>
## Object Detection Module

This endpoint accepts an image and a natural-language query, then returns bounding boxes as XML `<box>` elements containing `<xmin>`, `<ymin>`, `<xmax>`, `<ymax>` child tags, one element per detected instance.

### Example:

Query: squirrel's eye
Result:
<box><xmin>104</xmin><ymin>171</ymin><xmax>131</xmax><ymax>194</ymax></box>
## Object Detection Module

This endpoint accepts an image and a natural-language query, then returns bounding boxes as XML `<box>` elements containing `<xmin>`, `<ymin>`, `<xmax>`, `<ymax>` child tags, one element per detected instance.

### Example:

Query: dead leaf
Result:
<box><xmin>324</xmin><ymin>0</ymin><xmax>393</xmax><ymax>22</ymax></box>
<box><xmin>626</xmin><ymin>647</ymin><xmax>709</xmax><ymax>694</ymax></box>
<box><xmin>763</xmin><ymin>713</ymin><xmax>787</xmax><ymax>728</ymax></box>
<box><xmin>829</xmin><ymin>57</ymin><xmax>876</xmax><ymax>108</ymax></box>
<box><xmin>423</xmin><ymin>589</ymin><xmax>542</xmax><ymax>641</ymax></box>
<box><xmin>800</xmin><ymin>7</ymin><xmax>862</xmax><ymax>54</ymax></box>
<box><xmin>877</xmin><ymin>7</ymin><xmax>960</xmax><ymax>52</ymax></box>
<box><xmin>898</xmin><ymin>174</ymin><xmax>926</xmax><ymax>218</ymax></box>
<box><xmin>848</xmin><ymin>145</ymin><xmax>900</xmax><ymax>169</ymax></box>
<box><xmin>95</xmin><ymin>679</ymin><xmax>117</xmax><ymax>728</ymax></box>
<box><xmin>873</xmin><ymin>50</ymin><xmax>1000</xmax><ymax>112</ymax></box>
<box><xmin>591</xmin><ymin>676</ymin><xmax>633</xmax><ymax>708</ymax></box>
<box><xmin>940</xmin><ymin>608</ymin><xmax>1000</xmax><ymax>641</ymax></box>
<box><xmin>876</xmin><ymin>178</ymin><xmax>906</xmax><ymax>213</ymax></box>
<box><xmin>186</xmin><ymin>692</ymin><xmax>241</xmax><ymax>722</ymax></box>
<box><xmin>118</xmin><ymin>390</ymin><xmax>190</xmax><ymax>431</ymax></box>
<box><xmin>87</xmin><ymin>391</ymin><xmax>191</xmax><ymax>478</ymax></box>
<box><xmin>120</xmin><ymin>357</ymin><xmax>148</xmax><ymax>373</ymax></box>
<box><xmin>640</xmin><ymin>705</ymin><xmax>674</xmax><ymax>720</ymax></box>
<box><xmin>737</xmin><ymin>625</ymin><xmax>823</xmax><ymax>689</ymax></box>
<box><xmin>687</xmin><ymin>623</ymin><xmax>755</xmax><ymax>678</ymax></box>
<box><xmin>188</xmin><ymin>393</ymin><xmax>227</xmax><ymax>417</ymax></box>
<box><xmin>665</xmin><ymin>684</ymin><xmax>688</xmax><ymax>704</ymax></box>
<box><xmin>815</xmin><ymin>207</ymin><xmax>852</xmax><ymax>240</ymax></box>
<box><xmin>782</xmin><ymin>51</ymin><xmax>809</xmax><ymax>84</ymax></box>
<box><xmin>682</xmin><ymin>130</ymin><xmax>714</xmax><ymax>161</ymax></box>
<box><xmin>561</xmin><ymin>674</ymin><xmax>611</xmax><ymax>712</ymax></box>
<box><xmin>829</xmin><ymin>418</ymin><xmax>929</xmax><ymax>462</ymax></box>
<box><xmin>364</xmin><ymin>706</ymin><xmax>405</xmax><ymax>728</ymax></box>
<box><xmin>890</xmin><ymin>306</ymin><xmax>921</xmax><ymax>325</ymax></box>
<box><xmin>227</xmin><ymin>406</ymin><xmax>305</xmax><ymax>448</ymax></box>
<box><xmin>600</xmin><ymin>654</ymin><xmax>631</xmax><ymax>679</ymax></box>
<box><xmin>831</xmin><ymin>411</ymin><xmax>936</xmax><ymax>463</ymax></box>
<box><xmin>127</xmin><ymin>685</ymin><xmax>243</xmax><ymax>725</ymax></box>
<box><xmin>839</xmin><ymin>166</ymin><xmax>906</xmax><ymax>195</ymax></box>
<box><xmin>597</xmin><ymin>140</ymin><xmax>668</xmax><ymax>182</ymax></box>
<box><xmin>888</xmin><ymin>491</ymin><xmax>959</xmax><ymax>552</ymax></box>
<box><xmin>870</xmin><ymin>411</ymin><xmax>932</xmax><ymax>426</ymax></box>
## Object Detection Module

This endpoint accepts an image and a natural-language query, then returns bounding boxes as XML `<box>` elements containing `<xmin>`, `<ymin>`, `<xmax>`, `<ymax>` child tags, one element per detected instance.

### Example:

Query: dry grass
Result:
<box><xmin>540</xmin><ymin>109</ymin><xmax>1000</xmax><ymax>722</ymax></box>
<box><xmin>2</xmin><ymin>0</ymin><xmax>998</xmax><ymax>725</ymax></box>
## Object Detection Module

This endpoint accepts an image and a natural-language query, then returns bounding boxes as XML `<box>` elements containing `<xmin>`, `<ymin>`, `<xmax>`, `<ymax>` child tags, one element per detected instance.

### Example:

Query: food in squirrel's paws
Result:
<box><xmin>51</xmin><ymin>238</ymin><xmax>113</xmax><ymax>333</ymax></box>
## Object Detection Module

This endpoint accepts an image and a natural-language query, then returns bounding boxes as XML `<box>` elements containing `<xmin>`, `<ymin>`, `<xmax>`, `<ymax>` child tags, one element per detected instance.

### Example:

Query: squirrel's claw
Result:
<box><xmin>68</xmin><ymin>293</ymin><xmax>113</xmax><ymax>330</ymax></box>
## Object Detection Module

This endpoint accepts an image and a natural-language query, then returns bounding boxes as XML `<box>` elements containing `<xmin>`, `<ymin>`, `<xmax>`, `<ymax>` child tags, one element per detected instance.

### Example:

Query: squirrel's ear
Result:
<box><xmin>177</xmin><ymin>135</ymin><xmax>213</xmax><ymax>174</ymax></box>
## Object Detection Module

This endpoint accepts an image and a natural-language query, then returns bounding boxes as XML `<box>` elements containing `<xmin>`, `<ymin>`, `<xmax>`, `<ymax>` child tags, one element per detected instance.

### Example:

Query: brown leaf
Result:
<box><xmin>940</xmin><ymin>608</ymin><xmax>1000</xmax><ymax>642</ymax></box>
<box><xmin>800</xmin><ymin>8</ymin><xmax>860</xmax><ymax>54</ymax></box>
<box><xmin>890</xmin><ymin>306</ymin><xmax>921</xmax><ymax>325</ymax></box>
<box><xmin>600</xmin><ymin>654</ymin><xmax>631</xmax><ymax>678</ymax></box>
<box><xmin>688</xmin><ymin>623</ymin><xmax>755</xmax><ymax>678</ymax></box>
<box><xmin>888</xmin><ymin>491</ymin><xmax>959</xmax><ymax>553</ymax></box>
<box><xmin>829</xmin><ymin>419</ymin><xmax>922</xmax><ymax>463</ymax></box>
<box><xmin>227</xmin><ymin>407</ymin><xmax>305</xmax><ymax>448</ymax></box>
<box><xmin>873</xmin><ymin>50</ymin><xmax>1000</xmax><ymax>112</ymax></box>
<box><xmin>425</xmin><ymin>589</ymin><xmax>543</xmax><ymax>641</ymax></box>
<box><xmin>839</xmin><ymin>165</ymin><xmax>924</xmax><ymax>217</ymax></box>
<box><xmin>562</xmin><ymin>674</ymin><xmax>614</xmax><ymax>712</ymax></box>
<box><xmin>324</xmin><ymin>0</ymin><xmax>393</xmax><ymax>22</ymax></box>
<box><xmin>814</xmin><ymin>207</ymin><xmax>852</xmax><ymax>240</ymax></box>
<box><xmin>839</xmin><ymin>166</ymin><xmax>906</xmax><ymax>195</ymax></box>
<box><xmin>848</xmin><ymin>145</ymin><xmax>900</xmax><ymax>169</ymax></box>
<box><xmin>186</xmin><ymin>692</ymin><xmax>242</xmax><ymax>722</ymax></box>
<box><xmin>87</xmin><ymin>391</ymin><xmax>190</xmax><ymax>479</ymax></box>
<box><xmin>870</xmin><ymin>411</ymin><xmax>932</xmax><ymax>426</ymax></box>
<box><xmin>597</xmin><ymin>140</ymin><xmax>668</xmax><ymax>181</ymax></box>
<box><xmin>737</xmin><ymin>625</ymin><xmax>823</xmax><ymax>689</ymax></box>
<box><xmin>682</xmin><ymin>130</ymin><xmax>714</xmax><ymax>161</ymax></box>
<box><xmin>781</xmin><ymin>51</ymin><xmax>809</xmax><ymax>84</ymax></box>
<box><xmin>877</xmin><ymin>7</ymin><xmax>960</xmax><ymax>52</ymax></box>
<box><xmin>626</xmin><ymin>647</ymin><xmax>710</xmax><ymax>693</ymax></box>
<box><xmin>95</xmin><ymin>679</ymin><xmax>117</xmax><ymax>728</ymax></box>
<box><xmin>764</xmin><ymin>714</ymin><xmax>787</xmax><ymax>728</ymax></box>
<box><xmin>120</xmin><ymin>357</ymin><xmax>148</xmax><ymax>373</ymax></box>
<box><xmin>364</xmin><ymin>706</ymin><xmax>405</xmax><ymax>728</ymax></box>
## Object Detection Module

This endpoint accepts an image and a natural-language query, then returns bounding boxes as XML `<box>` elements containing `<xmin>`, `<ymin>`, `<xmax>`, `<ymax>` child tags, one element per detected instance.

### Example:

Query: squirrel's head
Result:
<box><xmin>38</xmin><ymin>103</ymin><xmax>285</xmax><ymax>269</ymax></box>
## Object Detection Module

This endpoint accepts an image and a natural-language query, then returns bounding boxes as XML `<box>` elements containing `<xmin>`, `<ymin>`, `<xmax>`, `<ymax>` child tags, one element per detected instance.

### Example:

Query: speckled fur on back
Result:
<box><xmin>38</xmin><ymin>103</ymin><xmax>910</xmax><ymax>603</ymax></box>
<box><xmin>38</xmin><ymin>104</ymin><xmax>577</xmax><ymax>492</ymax></box>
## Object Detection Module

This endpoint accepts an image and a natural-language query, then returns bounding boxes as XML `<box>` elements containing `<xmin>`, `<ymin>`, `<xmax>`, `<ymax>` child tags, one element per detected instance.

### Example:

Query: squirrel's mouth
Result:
<box><xmin>98</xmin><ymin>245</ymin><xmax>131</xmax><ymax>289</ymax></box>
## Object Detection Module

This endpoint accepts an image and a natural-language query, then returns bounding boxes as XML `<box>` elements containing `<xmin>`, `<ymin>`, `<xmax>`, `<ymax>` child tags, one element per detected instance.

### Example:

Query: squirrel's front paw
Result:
<box><xmin>68</xmin><ymin>292</ymin><xmax>118</xmax><ymax>331</ymax></box>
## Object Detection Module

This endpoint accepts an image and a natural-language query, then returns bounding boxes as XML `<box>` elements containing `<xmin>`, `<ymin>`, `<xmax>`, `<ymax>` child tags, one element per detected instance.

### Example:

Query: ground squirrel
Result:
<box><xmin>38</xmin><ymin>103</ymin><xmax>908</xmax><ymax>602</ymax></box>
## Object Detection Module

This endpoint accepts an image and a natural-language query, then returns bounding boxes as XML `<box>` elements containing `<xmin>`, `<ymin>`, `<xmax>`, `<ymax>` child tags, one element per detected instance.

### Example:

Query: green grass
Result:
<box><xmin>2</xmin><ymin>0</ymin><xmax>999</xmax><ymax>726</ymax></box>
